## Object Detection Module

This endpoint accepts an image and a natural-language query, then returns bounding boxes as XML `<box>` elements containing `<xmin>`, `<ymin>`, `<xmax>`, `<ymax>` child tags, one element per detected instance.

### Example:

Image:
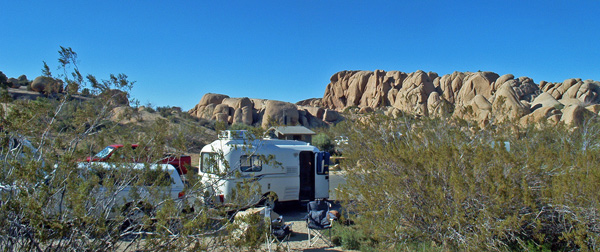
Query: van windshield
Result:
<box><xmin>94</xmin><ymin>146</ymin><xmax>116</xmax><ymax>159</ymax></box>
<box><xmin>201</xmin><ymin>152</ymin><xmax>221</xmax><ymax>174</ymax></box>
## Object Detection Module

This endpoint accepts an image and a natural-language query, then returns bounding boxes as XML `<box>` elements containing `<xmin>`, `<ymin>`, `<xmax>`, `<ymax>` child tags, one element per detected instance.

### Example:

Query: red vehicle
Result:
<box><xmin>85</xmin><ymin>144</ymin><xmax>191</xmax><ymax>175</ymax></box>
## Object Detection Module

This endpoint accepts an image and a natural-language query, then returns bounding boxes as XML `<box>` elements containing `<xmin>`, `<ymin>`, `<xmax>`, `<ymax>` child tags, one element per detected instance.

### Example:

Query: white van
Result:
<box><xmin>75</xmin><ymin>162</ymin><xmax>187</xmax><ymax>218</ymax></box>
<box><xmin>199</xmin><ymin>130</ymin><xmax>330</xmax><ymax>209</ymax></box>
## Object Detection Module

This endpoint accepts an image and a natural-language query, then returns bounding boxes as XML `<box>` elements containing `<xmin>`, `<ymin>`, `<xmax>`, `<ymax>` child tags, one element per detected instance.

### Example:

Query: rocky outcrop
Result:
<box><xmin>189</xmin><ymin>93</ymin><xmax>339</xmax><ymax>128</ymax></box>
<box><xmin>320</xmin><ymin>69</ymin><xmax>599</xmax><ymax>127</ymax></box>
<box><xmin>190</xmin><ymin>70</ymin><xmax>599</xmax><ymax>129</ymax></box>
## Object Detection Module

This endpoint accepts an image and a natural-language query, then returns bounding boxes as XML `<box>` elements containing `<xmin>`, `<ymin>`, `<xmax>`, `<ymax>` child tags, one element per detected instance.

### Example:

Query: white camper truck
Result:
<box><xmin>199</xmin><ymin>130</ymin><xmax>330</xmax><ymax>209</ymax></box>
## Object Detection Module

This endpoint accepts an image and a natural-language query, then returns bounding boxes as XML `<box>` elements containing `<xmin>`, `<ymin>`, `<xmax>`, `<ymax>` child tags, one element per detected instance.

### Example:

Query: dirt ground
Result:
<box><xmin>256</xmin><ymin>170</ymin><xmax>351</xmax><ymax>251</ymax></box>
<box><xmin>260</xmin><ymin>201</ymin><xmax>352</xmax><ymax>252</ymax></box>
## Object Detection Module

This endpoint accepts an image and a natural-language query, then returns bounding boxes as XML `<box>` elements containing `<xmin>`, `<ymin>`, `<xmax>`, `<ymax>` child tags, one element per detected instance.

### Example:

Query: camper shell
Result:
<box><xmin>199</xmin><ymin>130</ymin><xmax>330</xmax><ymax>208</ymax></box>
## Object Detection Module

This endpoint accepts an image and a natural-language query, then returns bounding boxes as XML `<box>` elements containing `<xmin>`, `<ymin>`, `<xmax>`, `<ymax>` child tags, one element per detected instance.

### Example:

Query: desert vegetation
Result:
<box><xmin>3</xmin><ymin>47</ymin><xmax>600</xmax><ymax>251</ymax></box>
<box><xmin>327</xmin><ymin>111</ymin><xmax>600</xmax><ymax>251</ymax></box>
<box><xmin>0</xmin><ymin>48</ymin><xmax>270</xmax><ymax>251</ymax></box>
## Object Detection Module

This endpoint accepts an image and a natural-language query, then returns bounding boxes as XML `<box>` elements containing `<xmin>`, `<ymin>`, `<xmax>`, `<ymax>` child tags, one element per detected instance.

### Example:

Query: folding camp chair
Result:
<box><xmin>306</xmin><ymin>200</ymin><xmax>336</xmax><ymax>247</ymax></box>
<box><xmin>263</xmin><ymin>207</ymin><xmax>292</xmax><ymax>252</ymax></box>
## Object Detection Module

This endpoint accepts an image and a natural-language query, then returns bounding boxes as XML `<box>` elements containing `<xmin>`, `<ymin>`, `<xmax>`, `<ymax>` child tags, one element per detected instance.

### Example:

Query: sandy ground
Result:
<box><xmin>260</xmin><ymin>201</ymin><xmax>351</xmax><ymax>252</ymax></box>
<box><xmin>255</xmin><ymin>171</ymin><xmax>350</xmax><ymax>251</ymax></box>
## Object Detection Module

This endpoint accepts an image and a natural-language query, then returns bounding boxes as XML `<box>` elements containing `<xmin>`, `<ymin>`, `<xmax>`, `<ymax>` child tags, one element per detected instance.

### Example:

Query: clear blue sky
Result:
<box><xmin>1</xmin><ymin>0</ymin><xmax>599</xmax><ymax>110</ymax></box>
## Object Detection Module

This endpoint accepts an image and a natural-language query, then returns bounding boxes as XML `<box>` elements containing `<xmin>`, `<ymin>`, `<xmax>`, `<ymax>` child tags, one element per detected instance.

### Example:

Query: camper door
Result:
<box><xmin>314</xmin><ymin>152</ymin><xmax>330</xmax><ymax>199</ymax></box>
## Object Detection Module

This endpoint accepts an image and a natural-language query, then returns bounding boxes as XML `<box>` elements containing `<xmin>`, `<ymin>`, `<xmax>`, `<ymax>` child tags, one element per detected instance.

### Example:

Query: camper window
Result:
<box><xmin>201</xmin><ymin>152</ymin><xmax>221</xmax><ymax>174</ymax></box>
<box><xmin>240</xmin><ymin>155</ymin><xmax>262</xmax><ymax>172</ymax></box>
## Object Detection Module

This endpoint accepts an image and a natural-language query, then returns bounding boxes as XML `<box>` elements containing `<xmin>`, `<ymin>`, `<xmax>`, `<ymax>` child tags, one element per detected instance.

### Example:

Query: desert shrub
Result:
<box><xmin>312</xmin><ymin>133</ymin><xmax>335</xmax><ymax>153</ymax></box>
<box><xmin>156</xmin><ymin>106</ymin><xmax>173</xmax><ymax>118</ymax></box>
<box><xmin>0</xmin><ymin>47</ymin><xmax>253</xmax><ymax>251</ymax></box>
<box><xmin>336</xmin><ymin>114</ymin><xmax>600</xmax><ymax>251</ymax></box>
<box><xmin>17</xmin><ymin>75</ymin><xmax>28</xmax><ymax>86</ymax></box>
<box><xmin>332</xmin><ymin>225</ymin><xmax>373</xmax><ymax>250</ymax></box>
<box><xmin>229</xmin><ymin>122</ymin><xmax>253</xmax><ymax>131</ymax></box>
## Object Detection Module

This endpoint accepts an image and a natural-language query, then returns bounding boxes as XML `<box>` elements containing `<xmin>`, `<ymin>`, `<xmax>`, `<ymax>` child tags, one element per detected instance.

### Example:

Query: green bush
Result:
<box><xmin>312</xmin><ymin>133</ymin><xmax>335</xmax><ymax>153</ymax></box>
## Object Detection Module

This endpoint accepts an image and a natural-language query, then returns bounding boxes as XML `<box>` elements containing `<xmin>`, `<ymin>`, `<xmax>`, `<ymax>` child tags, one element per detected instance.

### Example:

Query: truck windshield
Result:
<box><xmin>94</xmin><ymin>146</ymin><xmax>116</xmax><ymax>159</ymax></box>
<box><xmin>201</xmin><ymin>152</ymin><xmax>221</xmax><ymax>174</ymax></box>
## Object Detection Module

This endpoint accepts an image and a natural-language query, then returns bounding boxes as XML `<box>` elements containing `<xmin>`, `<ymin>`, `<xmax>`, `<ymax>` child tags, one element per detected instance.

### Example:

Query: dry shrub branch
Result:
<box><xmin>335</xmin><ymin>114</ymin><xmax>600</xmax><ymax>251</ymax></box>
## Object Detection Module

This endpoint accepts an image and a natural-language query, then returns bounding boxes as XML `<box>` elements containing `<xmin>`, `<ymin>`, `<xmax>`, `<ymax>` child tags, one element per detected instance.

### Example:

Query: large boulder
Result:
<box><xmin>493</xmin><ymin>74</ymin><xmax>514</xmax><ymax>91</ymax></box>
<box><xmin>345</xmin><ymin>71</ymin><xmax>372</xmax><ymax>107</ymax></box>
<box><xmin>31</xmin><ymin>76</ymin><xmax>63</xmax><ymax>93</ymax></box>
<box><xmin>531</xmin><ymin>92</ymin><xmax>561</xmax><ymax>111</ymax></box>
<box><xmin>213</xmin><ymin>113</ymin><xmax>229</xmax><ymax>123</ymax></box>
<box><xmin>453</xmin><ymin>94</ymin><xmax>492</xmax><ymax>125</ymax></box>
<box><xmin>296</xmin><ymin>98</ymin><xmax>322</xmax><ymax>107</ymax></box>
<box><xmin>560</xmin><ymin>105</ymin><xmax>587</xmax><ymax>126</ymax></box>
<box><xmin>505</xmin><ymin>77</ymin><xmax>540</xmax><ymax>102</ymax></box>
<box><xmin>491</xmin><ymin>83</ymin><xmax>530</xmax><ymax>122</ymax></box>
<box><xmin>222</xmin><ymin>97</ymin><xmax>253</xmax><ymax>111</ymax></box>
<box><xmin>520</xmin><ymin>107</ymin><xmax>560</xmax><ymax>126</ymax></box>
<box><xmin>438</xmin><ymin>71</ymin><xmax>466</xmax><ymax>104</ymax></box>
<box><xmin>261</xmin><ymin>100</ymin><xmax>299</xmax><ymax>128</ymax></box>
<box><xmin>427</xmin><ymin>91</ymin><xmax>447</xmax><ymax>117</ymax></box>
<box><xmin>214</xmin><ymin>104</ymin><xmax>231</xmax><ymax>116</ymax></box>
<box><xmin>198</xmin><ymin>93</ymin><xmax>229</xmax><ymax>106</ymax></box>
<box><xmin>233</xmin><ymin>106</ymin><xmax>253</xmax><ymax>125</ymax></box>
<box><xmin>194</xmin><ymin>103</ymin><xmax>216</xmax><ymax>119</ymax></box>
<box><xmin>544</xmin><ymin>78</ymin><xmax>579</xmax><ymax>100</ymax></box>
<box><xmin>562</xmin><ymin>80</ymin><xmax>600</xmax><ymax>104</ymax></box>
<box><xmin>322</xmin><ymin>70</ymin><xmax>408</xmax><ymax>110</ymax></box>
<box><xmin>251</xmin><ymin>98</ymin><xmax>269</xmax><ymax>111</ymax></box>
<box><xmin>323</xmin><ymin>109</ymin><xmax>340</xmax><ymax>122</ymax></box>
<box><xmin>391</xmin><ymin>70</ymin><xmax>437</xmax><ymax>116</ymax></box>
<box><xmin>455</xmin><ymin>71</ymin><xmax>499</xmax><ymax>107</ymax></box>
<box><xmin>299</xmin><ymin>106</ymin><xmax>325</xmax><ymax>120</ymax></box>
<box><xmin>359</xmin><ymin>69</ymin><xmax>392</xmax><ymax>108</ymax></box>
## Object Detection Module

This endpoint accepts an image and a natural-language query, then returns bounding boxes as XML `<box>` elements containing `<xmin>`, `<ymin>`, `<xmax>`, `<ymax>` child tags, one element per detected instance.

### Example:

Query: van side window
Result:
<box><xmin>240</xmin><ymin>155</ymin><xmax>262</xmax><ymax>172</ymax></box>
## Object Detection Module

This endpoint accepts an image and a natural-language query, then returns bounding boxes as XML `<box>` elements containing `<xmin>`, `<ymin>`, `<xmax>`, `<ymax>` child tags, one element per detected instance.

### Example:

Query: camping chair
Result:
<box><xmin>263</xmin><ymin>207</ymin><xmax>292</xmax><ymax>252</ymax></box>
<box><xmin>306</xmin><ymin>200</ymin><xmax>336</xmax><ymax>247</ymax></box>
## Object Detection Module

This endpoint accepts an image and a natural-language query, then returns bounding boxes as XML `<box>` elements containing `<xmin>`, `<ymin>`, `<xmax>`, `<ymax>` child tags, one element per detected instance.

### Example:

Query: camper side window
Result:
<box><xmin>240</xmin><ymin>155</ymin><xmax>262</xmax><ymax>172</ymax></box>
<box><xmin>201</xmin><ymin>152</ymin><xmax>221</xmax><ymax>174</ymax></box>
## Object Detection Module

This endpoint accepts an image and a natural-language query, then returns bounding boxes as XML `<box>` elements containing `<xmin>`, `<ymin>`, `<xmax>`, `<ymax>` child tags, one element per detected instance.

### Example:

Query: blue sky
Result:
<box><xmin>1</xmin><ymin>0</ymin><xmax>599</xmax><ymax>110</ymax></box>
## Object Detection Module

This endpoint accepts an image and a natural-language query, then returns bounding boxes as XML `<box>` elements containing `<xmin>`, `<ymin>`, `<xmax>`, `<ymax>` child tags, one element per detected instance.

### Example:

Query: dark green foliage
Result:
<box><xmin>312</xmin><ymin>133</ymin><xmax>335</xmax><ymax>153</ymax></box>
<box><xmin>0</xmin><ymin>71</ymin><xmax>8</xmax><ymax>87</ymax></box>
<box><xmin>230</xmin><ymin>122</ymin><xmax>253</xmax><ymax>131</ymax></box>
<box><xmin>18</xmin><ymin>75</ymin><xmax>29</xmax><ymax>86</ymax></box>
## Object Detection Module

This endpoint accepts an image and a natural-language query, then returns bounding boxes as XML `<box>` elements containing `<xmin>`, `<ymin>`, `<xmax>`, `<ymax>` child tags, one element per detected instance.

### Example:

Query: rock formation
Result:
<box><xmin>188</xmin><ymin>93</ymin><xmax>334</xmax><ymax>128</ymax></box>
<box><xmin>320</xmin><ymin>69</ymin><xmax>600</xmax><ymax>127</ymax></box>
<box><xmin>190</xmin><ymin>70</ymin><xmax>600</xmax><ymax>129</ymax></box>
